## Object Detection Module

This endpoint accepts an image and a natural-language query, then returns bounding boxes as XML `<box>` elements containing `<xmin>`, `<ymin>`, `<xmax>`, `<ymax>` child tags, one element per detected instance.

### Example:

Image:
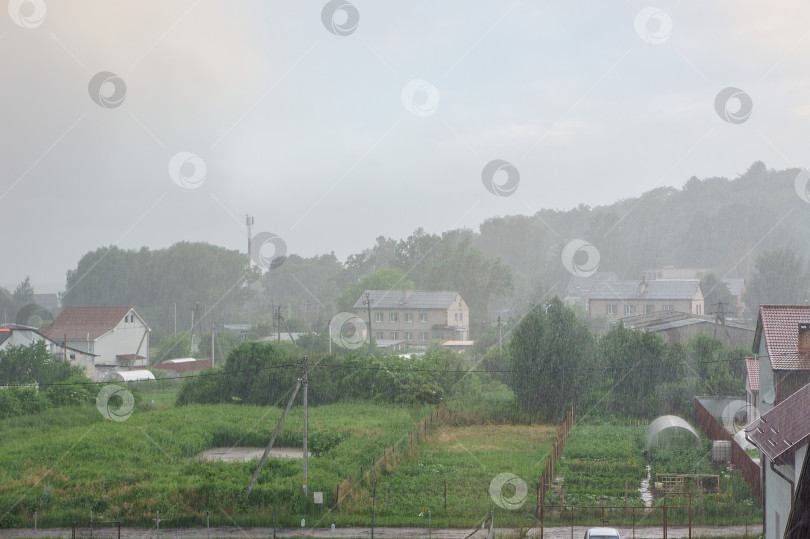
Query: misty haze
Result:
<box><xmin>2</xmin><ymin>3</ymin><xmax>810</xmax><ymax>539</ymax></box>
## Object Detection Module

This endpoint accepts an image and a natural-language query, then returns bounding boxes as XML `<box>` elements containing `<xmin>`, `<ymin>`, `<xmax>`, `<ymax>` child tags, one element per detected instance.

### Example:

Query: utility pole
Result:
<box><xmin>302</xmin><ymin>356</ymin><xmax>309</xmax><ymax>497</ymax></box>
<box><xmin>497</xmin><ymin>315</ymin><xmax>503</xmax><ymax>352</ymax></box>
<box><xmin>246</xmin><ymin>214</ymin><xmax>254</xmax><ymax>257</ymax></box>
<box><xmin>211</xmin><ymin>320</ymin><xmax>215</xmax><ymax>366</ymax></box>
<box><xmin>363</xmin><ymin>292</ymin><xmax>373</xmax><ymax>355</ymax></box>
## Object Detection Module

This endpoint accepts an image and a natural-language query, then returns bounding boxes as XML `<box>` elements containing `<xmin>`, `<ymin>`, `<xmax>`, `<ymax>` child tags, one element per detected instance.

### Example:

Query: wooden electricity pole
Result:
<box><xmin>363</xmin><ymin>292</ymin><xmax>373</xmax><ymax>355</ymax></box>
<box><xmin>302</xmin><ymin>356</ymin><xmax>309</xmax><ymax>497</ymax></box>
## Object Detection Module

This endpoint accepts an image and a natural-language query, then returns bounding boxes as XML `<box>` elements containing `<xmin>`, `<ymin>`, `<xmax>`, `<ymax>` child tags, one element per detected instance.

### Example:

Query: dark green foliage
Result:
<box><xmin>508</xmin><ymin>298</ymin><xmax>598</xmax><ymax>421</ymax></box>
<box><xmin>177</xmin><ymin>341</ymin><xmax>466</xmax><ymax>407</ymax></box>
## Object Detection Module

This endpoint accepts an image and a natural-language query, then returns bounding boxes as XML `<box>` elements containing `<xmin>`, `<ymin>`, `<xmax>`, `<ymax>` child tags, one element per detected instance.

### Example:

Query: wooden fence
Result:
<box><xmin>693</xmin><ymin>397</ymin><xmax>761</xmax><ymax>499</ymax></box>
<box><xmin>537</xmin><ymin>405</ymin><xmax>575</xmax><ymax>510</ymax></box>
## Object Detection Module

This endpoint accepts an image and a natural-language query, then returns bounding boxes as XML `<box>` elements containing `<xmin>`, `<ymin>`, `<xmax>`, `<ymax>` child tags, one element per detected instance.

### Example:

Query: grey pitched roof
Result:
<box><xmin>565</xmin><ymin>272</ymin><xmax>617</xmax><ymax>294</ymax></box>
<box><xmin>723</xmin><ymin>278</ymin><xmax>745</xmax><ymax>297</ymax></box>
<box><xmin>589</xmin><ymin>279</ymin><xmax>701</xmax><ymax>301</ymax></box>
<box><xmin>352</xmin><ymin>290</ymin><xmax>461</xmax><ymax>310</ymax></box>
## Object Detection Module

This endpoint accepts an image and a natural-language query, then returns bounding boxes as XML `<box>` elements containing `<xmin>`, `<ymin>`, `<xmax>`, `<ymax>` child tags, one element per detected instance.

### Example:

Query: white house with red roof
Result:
<box><xmin>0</xmin><ymin>323</ymin><xmax>97</xmax><ymax>378</ymax></box>
<box><xmin>752</xmin><ymin>305</ymin><xmax>810</xmax><ymax>414</ymax></box>
<box><xmin>41</xmin><ymin>307</ymin><xmax>150</xmax><ymax>373</ymax></box>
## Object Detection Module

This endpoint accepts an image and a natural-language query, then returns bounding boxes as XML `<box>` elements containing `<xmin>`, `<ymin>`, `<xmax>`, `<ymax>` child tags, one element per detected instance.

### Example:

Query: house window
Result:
<box><xmin>419</xmin><ymin>331</ymin><xmax>428</xmax><ymax>342</ymax></box>
<box><xmin>645</xmin><ymin>304</ymin><xmax>654</xmax><ymax>314</ymax></box>
<box><xmin>419</xmin><ymin>312</ymin><xmax>428</xmax><ymax>322</ymax></box>
<box><xmin>389</xmin><ymin>312</ymin><xmax>398</xmax><ymax>323</ymax></box>
<box><xmin>455</xmin><ymin>312</ymin><xmax>463</xmax><ymax>323</ymax></box>
<box><xmin>663</xmin><ymin>304</ymin><xmax>674</xmax><ymax>312</ymax></box>
<box><xmin>607</xmin><ymin>304</ymin><xmax>617</xmax><ymax>315</ymax></box>
<box><xmin>389</xmin><ymin>332</ymin><xmax>397</xmax><ymax>340</ymax></box>
<box><xmin>404</xmin><ymin>332</ymin><xmax>413</xmax><ymax>341</ymax></box>
<box><xmin>696</xmin><ymin>304</ymin><xmax>702</xmax><ymax>315</ymax></box>
<box><xmin>375</xmin><ymin>332</ymin><xmax>384</xmax><ymax>340</ymax></box>
<box><xmin>405</xmin><ymin>312</ymin><xmax>413</xmax><ymax>323</ymax></box>
<box><xmin>625</xmin><ymin>304</ymin><xmax>635</xmax><ymax>315</ymax></box>
<box><xmin>375</xmin><ymin>312</ymin><xmax>384</xmax><ymax>323</ymax></box>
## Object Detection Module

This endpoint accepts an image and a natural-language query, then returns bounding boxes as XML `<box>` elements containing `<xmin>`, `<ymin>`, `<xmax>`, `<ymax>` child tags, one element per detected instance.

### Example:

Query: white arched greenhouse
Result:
<box><xmin>646</xmin><ymin>415</ymin><xmax>701</xmax><ymax>449</ymax></box>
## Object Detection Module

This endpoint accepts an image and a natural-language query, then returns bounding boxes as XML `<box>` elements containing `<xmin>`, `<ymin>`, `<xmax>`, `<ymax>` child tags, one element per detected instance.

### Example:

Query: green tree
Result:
<box><xmin>12</xmin><ymin>276</ymin><xmax>34</xmax><ymax>306</ymax></box>
<box><xmin>744</xmin><ymin>248</ymin><xmax>808</xmax><ymax>312</ymax></box>
<box><xmin>601</xmin><ymin>323</ymin><xmax>668</xmax><ymax>417</ymax></box>
<box><xmin>508</xmin><ymin>298</ymin><xmax>598</xmax><ymax>421</ymax></box>
<box><xmin>700</xmin><ymin>273</ymin><xmax>733</xmax><ymax>314</ymax></box>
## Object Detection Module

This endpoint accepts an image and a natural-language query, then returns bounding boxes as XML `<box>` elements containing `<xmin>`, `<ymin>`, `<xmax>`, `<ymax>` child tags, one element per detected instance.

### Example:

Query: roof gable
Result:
<box><xmin>42</xmin><ymin>306</ymin><xmax>142</xmax><ymax>341</ymax></box>
<box><xmin>746</xmin><ymin>356</ymin><xmax>759</xmax><ymax>392</ymax></box>
<box><xmin>754</xmin><ymin>305</ymin><xmax>810</xmax><ymax>371</ymax></box>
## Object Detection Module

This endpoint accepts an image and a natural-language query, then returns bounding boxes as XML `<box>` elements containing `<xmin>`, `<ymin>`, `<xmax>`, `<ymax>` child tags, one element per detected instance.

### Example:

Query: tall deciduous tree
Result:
<box><xmin>744</xmin><ymin>248</ymin><xmax>808</xmax><ymax>312</ymax></box>
<box><xmin>508</xmin><ymin>297</ymin><xmax>597</xmax><ymax>421</ymax></box>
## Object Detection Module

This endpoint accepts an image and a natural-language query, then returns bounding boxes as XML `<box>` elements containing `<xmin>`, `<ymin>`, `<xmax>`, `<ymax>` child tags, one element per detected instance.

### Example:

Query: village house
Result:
<box><xmin>746</xmin><ymin>381</ymin><xmax>810</xmax><ymax>539</ymax></box>
<box><xmin>41</xmin><ymin>306</ymin><xmax>151</xmax><ymax>376</ymax></box>
<box><xmin>353</xmin><ymin>290</ymin><xmax>469</xmax><ymax>347</ymax></box>
<box><xmin>0</xmin><ymin>323</ymin><xmax>97</xmax><ymax>379</ymax></box>
<box><xmin>752</xmin><ymin>305</ymin><xmax>810</xmax><ymax>415</ymax></box>
<box><xmin>588</xmin><ymin>278</ymin><xmax>705</xmax><ymax>320</ymax></box>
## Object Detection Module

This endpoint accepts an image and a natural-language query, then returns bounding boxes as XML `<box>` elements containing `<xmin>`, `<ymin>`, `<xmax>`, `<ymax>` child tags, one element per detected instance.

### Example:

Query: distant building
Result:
<box><xmin>643</xmin><ymin>267</ymin><xmax>708</xmax><ymax>280</ymax></box>
<box><xmin>353</xmin><ymin>290</ymin><xmax>469</xmax><ymax>346</ymax></box>
<box><xmin>152</xmin><ymin>358</ymin><xmax>213</xmax><ymax>375</ymax></box>
<box><xmin>0</xmin><ymin>323</ymin><xmax>97</xmax><ymax>378</ymax></box>
<box><xmin>42</xmin><ymin>307</ymin><xmax>151</xmax><ymax>373</ymax></box>
<box><xmin>588</xmin><ymin>278</ymin><xmax>704</xmax><ymax>320</ymax></box>
<box><xmin>618</xmin><ymin>311</ymin><xmax>753</xmax><ymax>346</ymax></box>
<box><xmin>563</xmin><ymin>271</ymin><xmax>618</xmax><ymax>310</ymax></box>
<box><xmin>721</xmin><ymin>278</ymin><xmax>747</xmax><ymax>319</ymax></box>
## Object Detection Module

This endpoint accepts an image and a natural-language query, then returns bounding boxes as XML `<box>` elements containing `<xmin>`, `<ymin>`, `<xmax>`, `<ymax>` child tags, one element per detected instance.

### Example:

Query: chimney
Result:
<box><xmin>637</xmin><ymin>276</ymin><xmax>648</xmax><ymax>297</ymax></box>
<box><xmin>401</xmin><ymin>289</ymin><xmax>410</xmax><ymax>304</ymax></box>
<box><xmin>799</xmin><ymin>323</ymin><xmax>810</xmax><ymax>352</ymax></box>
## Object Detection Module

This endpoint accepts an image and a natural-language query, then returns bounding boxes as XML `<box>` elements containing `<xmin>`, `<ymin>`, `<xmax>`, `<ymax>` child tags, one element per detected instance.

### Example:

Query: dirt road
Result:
<box><xmin>0</xmin><ymin>524</ymin><xmax>760</xmax><ymax>538</ymax></box>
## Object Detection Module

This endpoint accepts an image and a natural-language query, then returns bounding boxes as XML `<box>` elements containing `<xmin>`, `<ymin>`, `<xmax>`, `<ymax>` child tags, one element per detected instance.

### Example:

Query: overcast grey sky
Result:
<box><xmin>2</xmin><ymin>1</ymin><xmax>809</xmax><ymax>292</ymax></box>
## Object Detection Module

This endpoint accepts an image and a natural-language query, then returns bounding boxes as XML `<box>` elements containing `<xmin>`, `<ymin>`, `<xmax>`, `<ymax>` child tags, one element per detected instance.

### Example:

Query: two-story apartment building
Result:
<box><xmin>588</xmin><ymin>278</ymin><xmax>704</xmax><ymax>320</ymax></box>
<box><xmin>353</xmin><ymin>290</ymin><xmax>469</xmax><ymax>346</ymax></box>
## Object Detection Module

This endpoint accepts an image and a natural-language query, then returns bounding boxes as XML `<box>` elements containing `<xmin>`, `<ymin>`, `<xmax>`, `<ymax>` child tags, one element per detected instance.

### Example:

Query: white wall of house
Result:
<box><xmin>758</xmin><ymin>339</ymin><xmax>776</xmax><ymax>415</ymax></box>
<box><xmin>763</xmin><ymin>445</ymin><xmax>807</xmax><ymax>539</ymax></box>
<box><xmin>0</xmin><ymin>330</ymin><xmax>96</xmax><ymax>379</ymax></box>
<box><xmin>93</xmin><ymin>323</ymin><xmax>149</xmax><ymax>365</ymax></box>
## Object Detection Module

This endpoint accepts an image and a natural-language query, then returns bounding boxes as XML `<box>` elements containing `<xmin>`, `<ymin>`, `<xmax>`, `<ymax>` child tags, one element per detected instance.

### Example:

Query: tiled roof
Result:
<box><xmin>754</xmin><ymin>305</ymin><xmax>810</xmax><ymax>371</ymax></box>
<box><xmin>352</xmin><ymin>290</ymin><xmax>462</xmax><ymax>310</ymax></box>
<box><xmin>589</xmin><ymin>279</ymin><xmax>701</xmax><ymax>301</ymax></box>
<box><xmin>746</xmin><ymin>381</ymin><xmax>810</xmax><ymax>464</ymax></box>
<box><xmin>41</xmin><ymin>306</ymin><xmax>134</xmax><ymax>341</ymax></box>
<box><xmin>746</xmin><ymin>357</ymin><xmax>759</xmax><ymax>392</ymax></box>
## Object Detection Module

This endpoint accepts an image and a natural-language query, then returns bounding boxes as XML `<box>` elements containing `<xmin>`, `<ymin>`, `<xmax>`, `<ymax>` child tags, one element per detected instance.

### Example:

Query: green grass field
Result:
<box><xmin>340</xmin><ymin>424</ymin><xmax>556</xmax><ymax>527</ymax></box>
<box><xmin>0</xmin><ymin>397</ymin><xmax>425</xmax><ymax>528</ymax></box>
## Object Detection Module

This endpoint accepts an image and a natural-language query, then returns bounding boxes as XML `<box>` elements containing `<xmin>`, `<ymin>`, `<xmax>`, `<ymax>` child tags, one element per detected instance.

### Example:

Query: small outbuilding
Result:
<box><xmin>105</xmin><ymin>369</ymin><xmax>155</xmax><ymax>382</ymax></box>
<box><xmin>647</xmin><ymin>415</ymin><xmax>701</xmax><ymax>449</ymax></box>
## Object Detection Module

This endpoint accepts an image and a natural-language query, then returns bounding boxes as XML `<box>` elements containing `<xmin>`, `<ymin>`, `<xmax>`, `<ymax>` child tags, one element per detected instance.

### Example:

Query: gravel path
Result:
<box><xmin>0</xmin><ymin>525</ymin><xmax>761</xmax><ymax>539</ymax></box>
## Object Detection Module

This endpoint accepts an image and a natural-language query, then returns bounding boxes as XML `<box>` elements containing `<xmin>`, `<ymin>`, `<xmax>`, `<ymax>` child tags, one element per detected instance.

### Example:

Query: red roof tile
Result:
<box><xmin>746</xmin><ymin>381</ymin><xmax>810</xmax><ymax>464</ymax></box>
<box><xmin>42</xmin><ymin>306</ymin><xmax>134</xmax><ymax>341</ymax></box>
<box><xmin>746</xmin><ymin>356</ymin><xmax>759</xmax><ymax>392</ymax></box>
<box><xmin>755</xmin><ymin>305</ymin><xmax>810</xmax><ymax>371</ymax></box>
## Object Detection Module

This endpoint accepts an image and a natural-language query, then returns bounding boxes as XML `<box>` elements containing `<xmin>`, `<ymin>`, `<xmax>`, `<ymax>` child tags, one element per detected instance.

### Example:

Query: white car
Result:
<box><xmin>584</xmin><ymin>528</ymin><xmax>622</xmax><ymax>539</ymax></box>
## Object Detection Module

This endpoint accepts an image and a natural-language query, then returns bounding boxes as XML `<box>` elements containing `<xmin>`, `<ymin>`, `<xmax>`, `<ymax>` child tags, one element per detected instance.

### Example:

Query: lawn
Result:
<box><xmin>339</xmin><ymin>423</ymin><xmax>557</xmax><ymax>528</ymax></box>
<box><xmin>0</xmin><ymin>398</ymin><xmax>424</xmax><ymax>528</ymax></box>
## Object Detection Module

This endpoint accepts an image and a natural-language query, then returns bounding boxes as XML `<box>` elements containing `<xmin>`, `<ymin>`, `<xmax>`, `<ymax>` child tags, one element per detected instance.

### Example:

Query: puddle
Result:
<box><xmin>638</xmin><ymin>464</ymin><xmax>653</xmax><ymax>508</ymax></box>
<box><xmin>197</xmin><ymin>447</ymin><xmax>308</xmax><ymax>462</ymax></box>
